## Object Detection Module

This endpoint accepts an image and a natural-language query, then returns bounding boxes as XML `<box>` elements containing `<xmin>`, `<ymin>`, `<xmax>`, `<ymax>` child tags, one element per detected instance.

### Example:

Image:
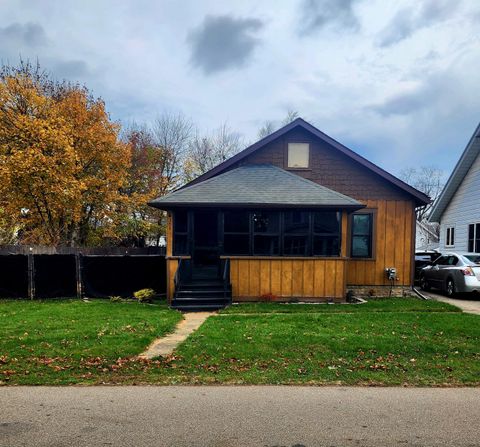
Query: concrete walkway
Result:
<box><xmin>138</xmin><ymin>312</ymin><xmax>214</xmax><ymax>359</ymax></box>
<box><xmin>422</xmin><ymin>290</ymin><xmax>480</xmax><ymax>315</ymax></box>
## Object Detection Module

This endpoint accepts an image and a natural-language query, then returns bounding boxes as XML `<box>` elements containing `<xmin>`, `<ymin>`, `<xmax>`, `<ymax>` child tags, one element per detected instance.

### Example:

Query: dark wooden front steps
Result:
<box><xmin>171</xmin><ymin>279</ymin><xmax>232</xmax><ymax>311</ymax></box>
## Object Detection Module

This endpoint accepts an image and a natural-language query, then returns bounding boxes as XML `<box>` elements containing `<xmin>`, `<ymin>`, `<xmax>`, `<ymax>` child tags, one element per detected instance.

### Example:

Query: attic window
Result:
<box><xmin>287</xmin><ymin>143</ymin><xmax>309</xmax><ymax>168</ymax></box>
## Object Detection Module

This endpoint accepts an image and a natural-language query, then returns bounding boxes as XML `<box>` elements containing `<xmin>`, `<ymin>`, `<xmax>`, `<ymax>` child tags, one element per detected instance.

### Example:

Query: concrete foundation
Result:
<box><xmin>346</xmin><ymin>285</ymin><xmax>414</xmax><ymax>298</ymax></box>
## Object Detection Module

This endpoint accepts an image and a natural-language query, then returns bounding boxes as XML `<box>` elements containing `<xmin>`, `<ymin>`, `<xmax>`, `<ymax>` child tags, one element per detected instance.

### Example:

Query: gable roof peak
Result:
<box><xmin>429</xmin><ymin>122</ymin><xmax>480</xmax><ymax>222</ymax></box>
<box><xmin>182</xmin><ymin>117</ymin><xmax>430</xmax><ymax>206</ymax></box>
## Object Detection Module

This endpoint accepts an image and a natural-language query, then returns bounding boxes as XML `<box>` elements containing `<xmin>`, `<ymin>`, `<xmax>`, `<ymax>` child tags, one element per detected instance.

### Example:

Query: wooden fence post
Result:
<box><xmin>27</xmin><ymin>253</ymin><xmax>35</xmax><ymax>300</ymax></box>
<box><xmin>75</xmin><ymin>254</ymin><xmax>83</xmax><ymax>299</ymax></box>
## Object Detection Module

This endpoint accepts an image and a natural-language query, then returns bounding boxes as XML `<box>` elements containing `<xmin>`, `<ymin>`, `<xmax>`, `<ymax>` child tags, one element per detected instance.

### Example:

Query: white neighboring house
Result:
<box><xmin>415</xmin><ymin>220</ymin><xmax>439</xmax><ymax>251</ymax></box>
<box><xmin>429</xmin><ymin>123</ymin><xmax>480</xmax><ymax>252</ymax></box>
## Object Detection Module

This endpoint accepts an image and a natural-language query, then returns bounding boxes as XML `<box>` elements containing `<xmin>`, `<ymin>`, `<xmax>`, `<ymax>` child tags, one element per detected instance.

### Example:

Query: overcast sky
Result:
<box><xmin>1</xmin><ymin>0</ymin><xmax>479</xmax><ymax>176</ymax></box>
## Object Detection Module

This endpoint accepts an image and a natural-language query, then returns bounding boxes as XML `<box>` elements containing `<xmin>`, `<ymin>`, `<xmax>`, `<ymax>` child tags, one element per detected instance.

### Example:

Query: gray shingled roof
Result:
<box><xmin>429</xmin><ymin>122</ymin><xmax>480</xmax><ymax>222</ymax></box>
<box><xmin>149</xmin><ymin>164</ymin><xmax>363</xmax><ymax>209</ymax></box>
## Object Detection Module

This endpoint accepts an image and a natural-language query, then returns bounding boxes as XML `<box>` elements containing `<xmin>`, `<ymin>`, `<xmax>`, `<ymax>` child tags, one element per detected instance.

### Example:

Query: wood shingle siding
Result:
<box><xmin>185</xmin><ymin>118</ymin><xmax>429</xmax><ymax>207</ymax></box>
<box><xmin>235</xmin><ymin>127</ymin><xmax>413</xmax><ymax>202</ymax></box>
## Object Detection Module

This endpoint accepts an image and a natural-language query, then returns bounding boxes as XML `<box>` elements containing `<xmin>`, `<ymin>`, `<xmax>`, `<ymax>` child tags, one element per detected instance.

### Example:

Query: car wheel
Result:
<box><xmin>446</xmin><ymin>278</ymin><xmax>456</xmax><ymax>298</ymax></box>
<box><xmin>420</xmin><ymin>275</ymin><xmax>430</xmax><ymax>291</ymax></box>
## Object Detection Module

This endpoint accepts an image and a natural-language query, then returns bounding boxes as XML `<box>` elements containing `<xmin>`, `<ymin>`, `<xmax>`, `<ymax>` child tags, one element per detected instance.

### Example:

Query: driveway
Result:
<box><xmin>420</xmin><ymin>289</ymin><xmax>480</xmax><ymax>315</ymax></box>
<box><xmin>1</xmin><ymin>386</ymin><xmax>480</xmax><ymax>447</ymax></box>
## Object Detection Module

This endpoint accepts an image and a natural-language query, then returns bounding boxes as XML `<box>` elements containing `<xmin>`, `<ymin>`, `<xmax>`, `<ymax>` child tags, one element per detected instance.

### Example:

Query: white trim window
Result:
<box><xmin>445</xmin><ymin>226</ymin><xmax>455</xmax><ymax>247</ymax></box>
<box><xmin>468</xmin><ymin>223</ymin><xmax>480</xmax><ymax>253</ymax></box>
<box><xmin>287</xmin><ymin>143</ymin><xmax>309</xmax><ymax>168</ymax></box>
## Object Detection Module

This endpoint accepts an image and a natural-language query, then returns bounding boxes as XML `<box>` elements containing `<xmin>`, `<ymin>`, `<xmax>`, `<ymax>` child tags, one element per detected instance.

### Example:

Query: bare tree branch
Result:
<box><xmin>258</xmin><ymin>121</ymin><xmax>276</xmax><ymax>139</ymax></box>
<box><xmin>184</xmin><ymin>123</ymin><xmax>243</xmax><ymax>181</ymax></box>
<box><xmin>282</xmin><ymin>109</ymin><xmax>299</xmax><ymax>126</ymax></box>
<box><xmin>257</xmin><ymin>109</ymin><xmax>300</xmax><ymax>139</ymax></box>
<box><xmin>151</xmin><ymin>112</ymin><xmax>194</xmax><ymax>192</ymax></box>
<box><xmin>399</xmin><ymin>166</ymin><xmax>446</xmax><ymax>221</ymax></box>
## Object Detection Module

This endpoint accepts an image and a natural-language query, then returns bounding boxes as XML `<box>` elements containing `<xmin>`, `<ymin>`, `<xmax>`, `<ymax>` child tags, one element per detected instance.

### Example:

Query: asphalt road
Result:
<box><xmin>1</xmin><ymin>386</ymin><xmax>480</xmax><ymax>447</ymax></box>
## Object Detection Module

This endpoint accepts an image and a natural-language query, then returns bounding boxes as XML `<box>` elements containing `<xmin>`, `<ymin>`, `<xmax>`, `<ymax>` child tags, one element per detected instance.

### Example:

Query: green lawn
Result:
<box><xmin>220</xmin><ymin>298</ymin><xmax>461</xmax><ymax>314</ymax></box>
<box><xmin>0</xmin><ymin>299</ymin><xmax>182</xmax><ymax>385</ymax></box>
<box><xmin>1</xmin><ymin>298</ymin><xmax>479</xmax><ymax>386</ymax></box>
<box><xmin>167</xmin><ymin>309</ymin><xmax>480</xmax><ymax>386</ymax></box>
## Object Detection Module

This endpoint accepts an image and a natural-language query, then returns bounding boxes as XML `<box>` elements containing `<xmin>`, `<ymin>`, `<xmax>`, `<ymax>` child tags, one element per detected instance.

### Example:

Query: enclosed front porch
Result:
<box><xmin>149</xmin><ymin>164</ymin><xmax>364</xmax><ymax>308</ymax></box>
<box><xmin>165</xmin><ymin>207</ymin><xmax>351</xmax><ymax>303</ymax></box>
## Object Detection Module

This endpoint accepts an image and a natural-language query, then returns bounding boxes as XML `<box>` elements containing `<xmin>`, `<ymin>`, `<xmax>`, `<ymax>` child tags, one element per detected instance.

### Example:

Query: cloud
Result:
<box><xmin>0</xmin><ymin>0</ymin><xmax>475</xmax><ymax>176</ymax></box>
<box><xmin>377</xmin><ymin>0</ymin><xmax>456</xmax><ymax>47</ymax></box>
<box><xmin>297</xmin><ymin>0</ymin><xmax>360</xmax><ymax>36</ymax></box>
<box><xmin>53</xmin><ymin>60</ymin><xmax>90</xmax><ymax>79</ymax></box>
<box><xmin>187</xmin><ymin>15</ymin><xmax>263</xmax><ymax>75</ymax></box>
<box><xmin>369</xmin><ymin>87</ymin><xmax>428</xmax><ymax>117</ymax></box>
<box><xmin>362</xmin><ymin>63</ymin><xmax>480</xmax><ymax>172</ymax></box>
<box><xmin>369</xmin><ymin>70</ymin><xmax>459</xmax><ymax>117</ymax></box>
<box><xmin>0</xmin><ymin>22</ymin><xmax>47</xmax><ymax>48</ymax></box>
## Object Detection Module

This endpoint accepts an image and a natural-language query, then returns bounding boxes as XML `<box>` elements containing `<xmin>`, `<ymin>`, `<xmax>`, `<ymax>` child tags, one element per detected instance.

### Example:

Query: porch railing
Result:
<box><xmin>221</xmin><ymin>258</ymin><xmax>230</xmax><ymax>301</ymax></box>
<box><xmin>174</xmin><ymin>258</ymin><xmax>191</xmax><ymax>291</ymax></box>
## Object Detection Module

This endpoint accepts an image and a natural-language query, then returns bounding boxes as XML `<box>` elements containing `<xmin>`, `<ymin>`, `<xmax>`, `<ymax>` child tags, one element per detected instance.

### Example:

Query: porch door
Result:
<box><xmin>193</xmin><ymin>210</ymin><xmax>219</xmax><ymax>273</ymax></box>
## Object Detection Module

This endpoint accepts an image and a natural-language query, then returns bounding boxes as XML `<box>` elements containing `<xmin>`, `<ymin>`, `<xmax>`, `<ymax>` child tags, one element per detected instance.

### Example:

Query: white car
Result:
<box><xmin>420</xmin><ymin>252</ymin><xmax>480</xmax><ymax>297</ymax></box>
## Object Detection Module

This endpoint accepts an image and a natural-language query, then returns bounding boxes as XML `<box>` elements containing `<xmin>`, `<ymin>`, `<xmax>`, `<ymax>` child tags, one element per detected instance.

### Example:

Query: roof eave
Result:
<box><xmin>148</xmin><ymin>201</ymin><xmax>365</xmax><ymax>211</ymax></box>
<box><xmin>429</xmin><ymin>125</ymin><xmax>480</xmax><ymax>222</ymax></box>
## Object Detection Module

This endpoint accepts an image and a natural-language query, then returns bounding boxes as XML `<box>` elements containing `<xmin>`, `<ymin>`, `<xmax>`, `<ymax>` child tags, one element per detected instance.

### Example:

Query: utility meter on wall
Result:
<box><xmin>385</xmin><ymin>267</ymin><xmax>397</xmax><ymax>280</ymax></box>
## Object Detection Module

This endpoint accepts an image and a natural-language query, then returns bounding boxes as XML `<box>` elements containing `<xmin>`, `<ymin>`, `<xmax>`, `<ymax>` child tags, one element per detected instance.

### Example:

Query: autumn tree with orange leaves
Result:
<box><xmin>119</xmin><ymin>115</ymin><xmax>193</xmax><ymax>246</ymax></box>
<box><xmin>0</xmin><ymin>61</ymin><xmax>130</xmax><ymax>246</ymax></box>
<box><xmin>119</xmin><ymin>125</ymin><xmax>165</xmax><ymax>247</ymax></box>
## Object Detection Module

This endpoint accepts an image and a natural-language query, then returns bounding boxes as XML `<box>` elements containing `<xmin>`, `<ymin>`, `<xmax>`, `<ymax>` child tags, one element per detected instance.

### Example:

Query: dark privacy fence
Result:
<box><xmin>0</xmin><ymin>255</ymin><xmax>29</xmax><ymax>298</ymax></box>
<box><xmin>34</xmin><ymin>254</ymin><xmax>77</xmax><ymax>298</ymax></box>
<box><xmin>81</xmin><ymin>256</ymin><xmax>166</xmax><ymax>298</ymax></box>
<box><xmin>0</xmin><ymin>247</ymin><xmax>166</xmax><ymax>299</ymax></box>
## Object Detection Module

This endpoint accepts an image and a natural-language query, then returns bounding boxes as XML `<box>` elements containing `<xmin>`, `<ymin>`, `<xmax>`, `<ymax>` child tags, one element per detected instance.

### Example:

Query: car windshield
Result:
<box><xmin>464</xmin><ymin>255</ymin><xmax>480</xmax><ymax>265</ymax></box>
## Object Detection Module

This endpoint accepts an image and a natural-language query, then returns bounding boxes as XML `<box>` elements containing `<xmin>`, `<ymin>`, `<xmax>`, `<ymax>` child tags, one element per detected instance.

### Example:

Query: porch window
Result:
<box><xmin>220</xmin><ymin>210</ymin><xmax>341</xmax><ymax>257</ymax></box>
<box><xmin>351</xmin><ymin>213</ymin><xmax>373</xmax><ymax>258</ymax></box>
<box><xmin>468</xmin><ymin>223</ymin><xmax>480</xmax><ymax>252</ymax></box>
<box><xmin>313</xmin><ymin>211</ymin><xmax>340</xmax><ymax>256</ymax></box>
<box><xmin>283</xmin><ymin>211</ymin><xmax>309</xmax><ymax>255</ymax></box>
<box><xmin>253</xmin><ymin>211</ymin><xmax>280</xmax><ymax>255</ymax></box>
<box><xmin>173</xmin><ymin>210</ymin><xmax>189</xmax><ymax>255</ymax></box>
<box><xmin>224</xmin><ymin>210</ymin><xmax>250</xmax><ymax>255</ymax></box>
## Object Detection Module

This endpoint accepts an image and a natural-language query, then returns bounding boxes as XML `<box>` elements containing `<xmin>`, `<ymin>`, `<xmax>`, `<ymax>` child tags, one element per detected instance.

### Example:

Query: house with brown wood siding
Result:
<box><xmin>149</xmin><ymin>118</ymin><xmax>430</xmax><ymax>310</ymax></box>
